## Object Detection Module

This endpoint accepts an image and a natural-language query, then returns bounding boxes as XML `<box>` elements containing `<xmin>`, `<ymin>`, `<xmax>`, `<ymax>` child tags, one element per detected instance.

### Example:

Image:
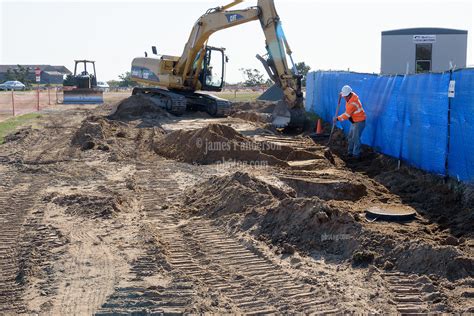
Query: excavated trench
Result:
<box><xmin>70</xmin><ymin>100</ymin><xmax>474</xmax><ymax>282</ymax></box>
<box><xmin>0</xmin><ymin>96</ymin><xmax>472</xmax><ymax>314</ymax></box>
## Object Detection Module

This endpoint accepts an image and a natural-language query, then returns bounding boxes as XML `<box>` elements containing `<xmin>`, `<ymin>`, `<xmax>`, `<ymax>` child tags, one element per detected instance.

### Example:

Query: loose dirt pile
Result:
<box><xmin>230</xmin><ymin>111</ymin><xmax>272</xmax><ymax>124</ymax></box>
<box><xmin>71</xmin><ymin>115</ymin><xmax>165</xmax><ymax>160</ymax></box>
<box><xmin>185</xmin><ymin>172</ymin><xmax>361</xmax><ymax>258</ymax></box>
<box><xmin>4</xmin><ymin>127</ymin><xmax>35</xmax><ymax>143</ymax></box>
<box><xmin>320</xmin><ymin>127</ymin><xmax>474</xmax><ymax>239</ymax></box>
<box><xmin>185</xmin><ymin>171</ymin><xmax>474</xmax><ymax>279</ymax></box>
<box><xmin>45</xmin><ymin>192</ymin><xmax>131</xmax><ymax>219</ymax></box>
<box><xmin>108</xmin><ymin>95</ymin><xmax>170</xmax><ymax>120</ymax></box>
<box><xmin>2</xmin><ymin>99</ymin><xmax>473</xmax><ymax>314</ymax></box>
<box><xmin>229</xmin><ymin>101</ymin><xmax>276</xmax><ymax>125</ymax></box>
<box><xmin>372</xmin><ymin>166</ymin><xmax>474</xmax><ymax>238</ymax></box>
<box><xmin>230</xmin><ymin>100</ymin><xmax>276</xmax><ymax>114</ymax></box>
<box><xmin>154</xmin><ymin>124</ymin><xmax>331</xmax><ymax>167</ymax></box>
<box><xmin>71</xmin><ymin>116</ymin><xmax>127</xmax><ymax>151</ymax></box>
<box><xmin>186</xmin><ymin>172</ymin><xmax>293</xmax><ymax>217</ymax></box>
<box><xmin>279</xmin><ymin>175</ymin><xmax>367</xmax><ymax>201</ymax></box>
<box><xmin>154</xmin><ymin>124</ymin><xmax>287</xmax><ymax>166</ymax></box>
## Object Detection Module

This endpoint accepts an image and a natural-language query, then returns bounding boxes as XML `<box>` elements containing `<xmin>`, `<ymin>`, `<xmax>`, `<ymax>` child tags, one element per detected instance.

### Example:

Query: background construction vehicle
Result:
<box><xmin>63</xmin><ymin>60</ymin><xmax>104</xmax><ymax>104</ymax></box>
<box><xmin>126</xmin><ymin>0</ymin><xmax>306</xmax><ymax>128</ymax></box>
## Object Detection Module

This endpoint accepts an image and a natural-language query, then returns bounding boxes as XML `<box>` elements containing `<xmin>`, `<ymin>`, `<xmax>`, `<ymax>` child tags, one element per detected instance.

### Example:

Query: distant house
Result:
<box><xmin>0</xmin><ymin>65</ymin><xmax>72</xmax><ymax>84</ymax></box>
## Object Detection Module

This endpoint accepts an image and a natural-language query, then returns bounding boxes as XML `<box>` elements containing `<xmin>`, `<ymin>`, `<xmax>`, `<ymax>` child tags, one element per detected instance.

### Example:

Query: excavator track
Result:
<box><xmin>132</xmin><ymin>87</ymin><xmax>187</xmax><ymax>116</ymax></box>
<box><xmin>132</xmin><ymin>88</ymin><xmax>231</xmax><ymax>118</ymax></box>
<box><xmin>214</xmin><ymin>99</ymin><xmax>232</xmax><ymax>117</ymax></box>
<box><xmin>207</xmin><ymin>98</ymin><xmax>232</xmax><ymax>117</ymax></box>
<box><xmin>95</xmin><ymin>161</ymin><xmax>343</xmax><ymax>315</ymax></box>
<box><xmin>177</xmin><ymin>91</ymin><xmax>232</xmax><ymax>118</ymax></box>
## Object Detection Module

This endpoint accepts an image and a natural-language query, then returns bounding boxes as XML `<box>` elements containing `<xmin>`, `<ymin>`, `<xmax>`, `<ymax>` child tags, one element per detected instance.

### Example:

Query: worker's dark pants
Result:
<box><xmin>348</xmin><ymin>120</ymin><xmax>366</xmax><ymax>157</ymax></box>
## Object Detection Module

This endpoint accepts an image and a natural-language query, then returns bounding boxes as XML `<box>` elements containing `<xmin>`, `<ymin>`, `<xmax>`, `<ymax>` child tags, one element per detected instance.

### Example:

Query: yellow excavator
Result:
<box><xmin>129</xmin><ymin>0</ymin><xmax>306</xmax><ymax>128</ymax></box>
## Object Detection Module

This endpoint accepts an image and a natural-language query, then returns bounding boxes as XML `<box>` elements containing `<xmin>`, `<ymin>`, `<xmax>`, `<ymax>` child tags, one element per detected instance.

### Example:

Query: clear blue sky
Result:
<box><xmin>1</xmin><ymin>0</ymin><xmax>472</xmax><ymax>83</ymax></box>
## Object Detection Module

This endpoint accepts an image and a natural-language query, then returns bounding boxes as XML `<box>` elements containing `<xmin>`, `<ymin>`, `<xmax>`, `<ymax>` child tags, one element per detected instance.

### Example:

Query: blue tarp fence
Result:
<box><xmin>306</xmin><ymin>69</ymin><xmax>474</xmax><ymax>182</ymax></box>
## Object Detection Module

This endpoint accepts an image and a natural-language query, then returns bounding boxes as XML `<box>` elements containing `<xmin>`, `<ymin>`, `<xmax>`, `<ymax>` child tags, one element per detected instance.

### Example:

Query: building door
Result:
<box><xmin>416</xmin><ymin>44</ymin><xmax>432</xmax><ymax>73</ymax></box>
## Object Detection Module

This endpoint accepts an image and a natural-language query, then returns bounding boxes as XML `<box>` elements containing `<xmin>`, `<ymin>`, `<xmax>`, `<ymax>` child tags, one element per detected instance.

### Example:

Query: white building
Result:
<box><xmin>381</xmin><ymin>28</ymin><xmax>468</xmax><ymax>74</ymax></box>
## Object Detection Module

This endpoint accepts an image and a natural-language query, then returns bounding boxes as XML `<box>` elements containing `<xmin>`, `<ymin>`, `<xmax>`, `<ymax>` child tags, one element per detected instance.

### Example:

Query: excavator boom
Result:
<box><xmin>129</xmin><ymin>0</ymin><xmax>306</xmax><ymax>128</ymax></box>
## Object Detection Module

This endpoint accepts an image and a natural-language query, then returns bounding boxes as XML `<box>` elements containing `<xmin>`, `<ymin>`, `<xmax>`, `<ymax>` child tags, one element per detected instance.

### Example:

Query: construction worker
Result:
<box><xmin>333</xmin><ymin>85</ymin><xmax>366</xmax><ymax>158</ymax></box>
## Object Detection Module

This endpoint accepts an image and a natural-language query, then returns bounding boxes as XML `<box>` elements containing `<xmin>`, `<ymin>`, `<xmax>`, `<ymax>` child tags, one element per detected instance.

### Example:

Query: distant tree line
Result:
<box><xmin>5</xmin><ymin>65</ymin><xmax>33</xmax><ymax>87</ymax></box>
<box><xmin>107</xmin><ymin>72</ymin><xmax>137</xmax><ymax>88</ymax></box>
<box><xmin>239</xmin><ymin>62</ymin><xmax>311</xmax><ymax>87</ymax></box>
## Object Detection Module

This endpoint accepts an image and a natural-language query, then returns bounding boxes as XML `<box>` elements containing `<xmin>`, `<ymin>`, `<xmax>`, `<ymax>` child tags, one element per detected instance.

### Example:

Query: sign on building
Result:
<box><xmin>413</xmin><ymin>35</ymin><xmax>437</xmax><ymax>43</ymax></box>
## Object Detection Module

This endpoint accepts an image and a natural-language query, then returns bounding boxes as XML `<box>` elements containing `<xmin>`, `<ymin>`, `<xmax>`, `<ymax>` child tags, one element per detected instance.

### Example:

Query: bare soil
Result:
<box><xmin>0</xmin><ymin>96</ymin><xmax>472</xmax><ymax>314</ymax></box>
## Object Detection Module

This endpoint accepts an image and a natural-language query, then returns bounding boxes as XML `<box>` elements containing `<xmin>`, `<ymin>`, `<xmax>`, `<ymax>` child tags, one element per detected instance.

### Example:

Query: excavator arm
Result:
<box><xmin>130</xmin><ymin>0</ymin><xmax>306</xmax><ymax>127</ymax></box>
<box><xmin>176</xmin><ymin>0</ymin><xmax>305</xmax><ymax>127</ymax></box>
<box><xmin>176</xmin><ymin>5</ymin><xmax>261</xmax><ymax>82</ymax></box>
<box><xmin>256</xmin><ymin>0</ymin><xmax>303</xmax><ymax>107</ymax></box>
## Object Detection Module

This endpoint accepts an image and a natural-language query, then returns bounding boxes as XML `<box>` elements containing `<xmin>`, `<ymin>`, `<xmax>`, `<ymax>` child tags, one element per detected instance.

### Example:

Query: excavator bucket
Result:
<box><xmin>258</xmin><ymin>86</ymin><xmax>300</xmax><ymax>128</ymax></box>
<box><xmin>63</xmin><ymin>89</ymin><xmax>104</xmax><ymax>105</ymax></box>
<box><xmin>272</xmin><ymin>100</ymin><xmax>292</xmax><ymax>128</ymax></box>
<box><xmin>258</xmin><ymin>84</ymin><xmax>284</xmax><ymax>102</ymax></box>
<box><xmin>272</xmin><ymin>100</ymin><xmax>308</xmax><ymax>130</ymax></box>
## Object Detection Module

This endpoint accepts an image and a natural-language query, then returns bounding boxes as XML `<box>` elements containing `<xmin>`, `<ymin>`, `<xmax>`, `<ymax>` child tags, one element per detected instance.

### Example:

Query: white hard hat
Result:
<box><xmin>341</xmin><ymin>85</ymin><xmax>352</xmax><ymax>97</ymax></box>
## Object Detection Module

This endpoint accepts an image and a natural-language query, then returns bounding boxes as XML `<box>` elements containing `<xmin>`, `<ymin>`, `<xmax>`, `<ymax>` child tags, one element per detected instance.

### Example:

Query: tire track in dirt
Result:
<box><xmin>382</xmin><ymin>272</ymin><xmax>446</xmax><ymax>314</ymax></box>
<box><xmin>25</xmin><ymin>118</ymin><xmax>79</xmax><ymax>165</ymax></box>
<box><xmin>185</xmin><ymin>221</ymin><xmax>341</xmax><ymax>314</ymax></box>
<box><xmin>52</xmin><ymin>227</ymin><xmax>116</xmax><ymax>315</ymax></box>
<box><xmin>95</xmin><ymin>162</ymin><xmax>197</xmax><ymax>315</ymax></box>
<box><xmin>98</xmin><ymin>160</ymin><xmax>342</xmax><ymax>314</ymax></box>
<box><xmin>137</xmin><ymin>162</ymin><xmax>272</xmax><ymax>314</ymax></box>
<box><xmin>0</xmin><ymin>167</ymin><xmax>44</xmax><ymax>314</ymax></box>
<box><xmin>254</xmin><ymin>134</ymin><xmax>316</xmax><ymax>150</ymax></box>
<box><xmin>2</xmin><ymin>111</ymin><xmax>85</xmax><ymax>165</ymax></box>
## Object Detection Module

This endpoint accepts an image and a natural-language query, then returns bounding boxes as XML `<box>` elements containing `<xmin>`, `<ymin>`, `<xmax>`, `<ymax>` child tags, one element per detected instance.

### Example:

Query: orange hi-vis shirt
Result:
<box><xmin>337</xmin><ymin>93</ymin><xmax>367</xmax><ymax>123</ymax></box>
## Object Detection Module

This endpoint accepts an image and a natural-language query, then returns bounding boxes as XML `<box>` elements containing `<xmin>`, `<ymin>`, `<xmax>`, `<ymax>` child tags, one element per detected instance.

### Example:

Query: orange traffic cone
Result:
<box><xmin>316</xmin><ymin>119</ymin><xmax>323</xmax><ymax>135</ymax></box>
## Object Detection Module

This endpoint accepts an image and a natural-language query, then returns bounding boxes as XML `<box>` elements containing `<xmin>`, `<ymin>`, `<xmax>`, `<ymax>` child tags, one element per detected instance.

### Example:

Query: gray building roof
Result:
<box><xmin>43</xmin><ymin>71</ymin><xmax>64</xmax><ymax>76</ymax></box>
<box><xmin>382</xmin><ymin>28</ymin><xmax>468</xmax><ymax>36</ymax></box>
<box><xmin>0</xmin><ymin>65</ymin><xmax>72</xmax><ymax>74</ymax></box>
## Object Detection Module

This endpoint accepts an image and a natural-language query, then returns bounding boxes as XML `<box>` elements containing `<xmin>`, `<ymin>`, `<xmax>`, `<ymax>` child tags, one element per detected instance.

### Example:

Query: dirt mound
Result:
<box><xmin>279</xmin><ymin>176</ymin><xmax>367</xmax><ymax>201</ymax></box>
<box><xmin>185</xmin><ymin>172</ymin><xmax>361</xmax><ymax>257</ymax></box>
<box><xmin>4</xmin><ymin>127</ymin><xmax>35</xmax><ymax>143</ymax></box>
<box><xmin>71</xmin><ymin>115</ymin><xmax>167</xmax><ymax>162</ymax></box>
<box><xmin>154</xmin><ymin>124</ymin><xmax>289</xmax><ymax>166</ymax></box>
<box><xmin>186</xmin><ymin>172</ymin><xmax>293</xmax><ymax>218</ymax></box>
<box><xmin>186</xmin><ymin>171</ymin><xmax>474</xmax><ymax>279</ymax></box>
<box><xmin>315</xmin><ymin>126</ymin><xmax>474</xmax><ymax>239</ymax></box>
<box><xmin>109</xmin><ymin>95</ymin><xmax>170</xmax><ymax>120</ymax></box>
<box><xmin>259</xmin><ymin>197</ymin><xmax>362</xmax><ymax>257</ymax></box>
<box><xmin>46</xmin><ymin>192</ymin><xmax>130</xmax><ymax>219</ymax></box>
<box><xmin>71</xmin><ymin>115</ymin><xmax>165</xmax><ymax>158</ymax></box>
<box><xmin>230</xmin><ymin>101</ymin><xmax>276</xmax><ymax>114</ymax></box>
<box><xmin>154</xmin><ymin>124</ymin><xmax>332</xmax><ymax>167</ymax></box>
<box><xmin>389</xmin><ymin>242</ymin><xmax>471</xmax><ymax>280</ymax></box>
<box><xmin>369</xmin><ymin>162</ymin><xmax>474</xmax><ymax>238</ymax></box>
<box><xmin>71</xmin><ymin>117</ymin><xmax>107</xmax><ymax>151</ymax></box>
<box><xmin>231</xmin><ymin>111</ymin><xmax>272</xmax><ymax>124</ymax></box>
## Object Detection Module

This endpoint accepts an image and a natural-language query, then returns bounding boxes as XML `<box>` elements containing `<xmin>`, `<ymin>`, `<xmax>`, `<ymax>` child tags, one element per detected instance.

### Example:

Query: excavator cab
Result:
<box><xmin>200</xmin><ymin>46</ymin><xmax>226</xmax><ymax>92</ymax></box>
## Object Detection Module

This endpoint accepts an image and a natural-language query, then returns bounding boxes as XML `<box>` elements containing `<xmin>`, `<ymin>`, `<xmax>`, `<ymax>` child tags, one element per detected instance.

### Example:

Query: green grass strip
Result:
<box><xmin>0</xmin><ymin>113</ymin><xmax>41</xmax><ymax>144</ymax></box>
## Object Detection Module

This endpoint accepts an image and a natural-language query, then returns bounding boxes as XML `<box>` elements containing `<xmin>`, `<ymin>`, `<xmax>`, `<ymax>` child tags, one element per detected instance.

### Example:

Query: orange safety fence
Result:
<box><xmin>0</xmin><ymin>88</ymin><xmax>60</xmax><ymax>121</ymax></box>
<box><xmin>0</xmin><ymin>89</ymin><xmax>132</xmax><ymax>122</ymax></box>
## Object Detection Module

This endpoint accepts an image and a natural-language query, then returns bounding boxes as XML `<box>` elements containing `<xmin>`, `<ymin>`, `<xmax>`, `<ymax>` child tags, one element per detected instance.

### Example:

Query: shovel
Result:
<box><xmin>327</xmin><ymin>94</ymin><xmax>342</xmax><ymax>146</ymax></box>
